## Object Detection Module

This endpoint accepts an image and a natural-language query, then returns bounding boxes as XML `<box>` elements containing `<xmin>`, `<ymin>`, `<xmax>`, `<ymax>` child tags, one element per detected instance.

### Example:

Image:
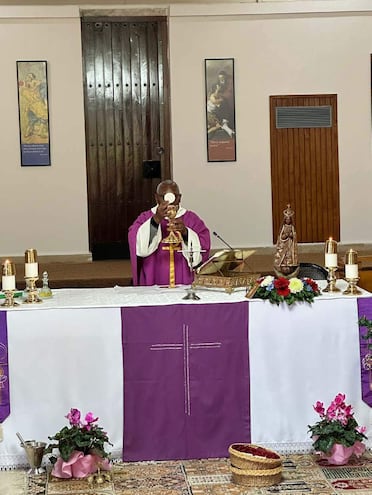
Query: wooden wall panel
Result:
<box><xmin>270</xmin><ymin>94</ymin><xmax>340</xmax><ymax>244</ymax></box>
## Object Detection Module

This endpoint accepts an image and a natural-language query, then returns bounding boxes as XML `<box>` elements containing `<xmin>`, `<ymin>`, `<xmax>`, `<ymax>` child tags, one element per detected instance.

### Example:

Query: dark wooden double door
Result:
<box><xmin>81</xmin><ymin>17</ymin><xmax>170</xmax><ymax>259</ymax></box>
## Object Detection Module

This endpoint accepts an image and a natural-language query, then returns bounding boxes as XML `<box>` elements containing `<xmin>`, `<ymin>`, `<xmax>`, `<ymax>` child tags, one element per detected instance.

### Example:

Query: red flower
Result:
<box><xmin>304</xmin><ymin>278</ymin><xmax>319</xmax><ymax>292</ymax></box>
<box><xmin>274</xmin><ymin>277</ymin><xmax>290</xmax><ymax>296</ymax></box>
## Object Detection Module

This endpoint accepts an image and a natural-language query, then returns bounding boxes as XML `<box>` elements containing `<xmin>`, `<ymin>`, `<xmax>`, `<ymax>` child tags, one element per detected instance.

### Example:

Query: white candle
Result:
<box><xmin>345</xmin><ymin>264</ymin><xmax>358</xmax><ymax>279</ymax></box>
<box><xmin>344</xmin><ymin>249</ymin><xmax>358</xmax><ymax>279</ymax></box>
<box><xmin>2</xmin><ymin>275</ymin><xmax>15</xmax><ymax>291</ymax></box>
<box><xmin>325</xmin><ymin>253</ymin><xmax>338</xmax><ymax>268</ymax></box>
<box><xmin>25</xmin><ymin>262</ymin><xmax>38</xmax><ymax>278</ymax></box>
<box><xmin>324</xmin><ymin>237</ymin><xmax>338</xmax><ymax>268</ymax></box>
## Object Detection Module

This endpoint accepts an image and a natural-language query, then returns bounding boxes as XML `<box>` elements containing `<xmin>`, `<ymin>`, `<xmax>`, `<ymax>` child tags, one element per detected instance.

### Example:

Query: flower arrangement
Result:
<box><xmin>46</xmin><ymin>408</ymin><xmax>112</xmax><ymax>478</ymax></box>
<box><xmin>308</xmin><ymin>393</ymin><xmax>367</xmax><ymax>458</ymax></box>
<box><xmin>253</xmin><ymin>275</ymin><xmax>321</xmax><ymax>306</ymax></box>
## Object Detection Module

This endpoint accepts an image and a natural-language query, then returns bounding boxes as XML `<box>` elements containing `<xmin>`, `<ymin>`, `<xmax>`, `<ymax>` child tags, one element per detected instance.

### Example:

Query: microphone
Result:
<box><xmin>213</xmin><ymin>231</ymin><xmax>234</xmax><ymax>250</ymax></box>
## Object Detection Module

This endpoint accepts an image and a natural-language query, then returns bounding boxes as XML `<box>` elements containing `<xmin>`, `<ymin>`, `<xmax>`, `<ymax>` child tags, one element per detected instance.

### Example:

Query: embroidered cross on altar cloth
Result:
<box><xmin>121</xmin><ymin>302</ymin><xmax>250</xmax><ymax>461</ymax></box>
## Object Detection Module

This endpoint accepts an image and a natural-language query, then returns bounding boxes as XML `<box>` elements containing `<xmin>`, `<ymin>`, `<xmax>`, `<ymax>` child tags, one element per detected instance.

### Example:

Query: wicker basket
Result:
<box><xmin>229</xmin><ymin>443</ymin><xmax>282</xmax><ymax>487</ymax></box>
<box><xmin>229</xmin><ymin>443</ymin><xmax>282</xmax><ymax>470</ymax></box>
<box><xmin>231</xmin><ymin>465</ymin><xmax>282</xmax><ymax>487</ymax></box>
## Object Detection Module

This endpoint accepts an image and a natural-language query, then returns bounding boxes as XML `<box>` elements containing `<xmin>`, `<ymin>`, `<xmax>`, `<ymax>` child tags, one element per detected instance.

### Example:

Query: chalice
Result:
<box><xmin>182</xmin><ymin>245</ymin><xmax>203</xmax><ymax>300</ymax></box>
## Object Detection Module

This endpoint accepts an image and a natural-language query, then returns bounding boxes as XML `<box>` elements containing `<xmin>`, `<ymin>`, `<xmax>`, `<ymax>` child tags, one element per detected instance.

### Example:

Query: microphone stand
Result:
<box><xmin>213</xmin><ymin>231</ymin><xmax>234</xmax><ymax>250</ymax></box>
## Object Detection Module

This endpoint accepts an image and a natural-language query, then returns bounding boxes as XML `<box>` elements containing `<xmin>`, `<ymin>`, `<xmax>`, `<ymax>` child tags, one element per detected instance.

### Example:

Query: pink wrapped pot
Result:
<box><xmin>51</xmin><ymin>451</ymin><xmax>112</xmax><ymax>478</ymax></box>
<box><xmin>325</xmin><ymin>442</ymin><xmax>366</xmax><ymax>466</ymax></box>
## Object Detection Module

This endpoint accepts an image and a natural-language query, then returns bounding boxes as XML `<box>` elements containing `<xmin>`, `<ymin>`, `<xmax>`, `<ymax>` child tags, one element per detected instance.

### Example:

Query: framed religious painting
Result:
<box><xmin>205</xmin><ymin>58</ymin><xmax>236</xmax><ymax>162</ymax></box>
<box><xmin>16</xmin><ymin>60</ymin><xmax>51</xmax><ymax>166</ymax></box>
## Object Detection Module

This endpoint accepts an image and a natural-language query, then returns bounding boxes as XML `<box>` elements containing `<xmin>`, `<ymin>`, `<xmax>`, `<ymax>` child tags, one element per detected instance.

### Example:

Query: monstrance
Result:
<box><xmin>161</xmin><ymin>192</ymin><xmax>182</xmax><ymax>288</ymax></box>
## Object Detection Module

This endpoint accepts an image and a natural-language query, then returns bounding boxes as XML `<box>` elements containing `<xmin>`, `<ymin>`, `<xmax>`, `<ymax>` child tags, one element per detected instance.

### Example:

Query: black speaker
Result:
<box><xmin>143</xmin><ymin>160</ymin><xmax>161</xmax><ymax>179</ymax></box>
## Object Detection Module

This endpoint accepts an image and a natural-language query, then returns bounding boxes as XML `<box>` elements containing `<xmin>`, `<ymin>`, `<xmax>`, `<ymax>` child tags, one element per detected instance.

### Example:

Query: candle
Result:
<box><xmin>25</xmin><ymin>249</ymin><xmax>38</xmax><ymax>278</ymax></box>
<box><xmin>345</xmin><ymin>249</ymin><xmax>359</xmax><ymax>279</ymax></box>
<box><xmin>324</xmin><ymin>237</ymin><xmax>338</xmax><ymax>268</ymax></box>
<box><xmin>2</xmin><ymin>260</ymin><xmax>16</xmax><ymax>291</ymax></box>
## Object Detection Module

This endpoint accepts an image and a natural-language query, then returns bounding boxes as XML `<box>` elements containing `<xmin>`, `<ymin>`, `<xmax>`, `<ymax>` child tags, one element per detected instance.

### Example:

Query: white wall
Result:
<box><xmin>1</xmin><ymin>1</ymin><xmax>372</xmax><ymax>256</ymax></box>
<box><xmin>0</xmin><ymin>6</ymin><xmax>88</xmax><ymax>256</ymax></box>
<box><xmin>169</xmin><ymin>2</ymin><xmax>372</xmax><ymax>248</ymax></box>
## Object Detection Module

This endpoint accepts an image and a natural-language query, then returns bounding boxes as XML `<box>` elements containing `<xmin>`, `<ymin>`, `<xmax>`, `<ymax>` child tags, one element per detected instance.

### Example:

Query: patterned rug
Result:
<box><xmin>2</xmin><ymin>453</ymin><xmax>372</xmax><ymax>495</ymax></box>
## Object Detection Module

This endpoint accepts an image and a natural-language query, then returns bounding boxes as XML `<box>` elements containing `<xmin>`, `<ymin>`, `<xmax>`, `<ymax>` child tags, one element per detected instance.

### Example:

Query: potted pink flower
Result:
<box><xmin>308</xmin><ymin>393</ymin><xmax>367</xmax><ymax>465</ymax></box>
<box><xmin>45</xmin><ymin>408</ymin><xmax>112</xmax><ymax>478</ymax></box>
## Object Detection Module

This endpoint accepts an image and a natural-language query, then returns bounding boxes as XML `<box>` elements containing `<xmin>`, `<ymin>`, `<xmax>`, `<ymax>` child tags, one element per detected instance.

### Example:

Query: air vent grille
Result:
<box><xmin>276</xmin><ymin>106</ymin><xmax>332</xmax><ymax>129</ymax></box>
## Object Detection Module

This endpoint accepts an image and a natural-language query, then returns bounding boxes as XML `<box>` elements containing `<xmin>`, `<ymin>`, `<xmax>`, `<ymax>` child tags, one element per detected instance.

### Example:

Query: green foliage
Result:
<box><xmin>308</xmin><ymin>417</ymin><xmax>367</xmax><ymax>454</ymax></box>
<box><xmin>358</xmin><ymin>316</ymin><xmax>372</xmax><ymax>350</ymax></box>
<box><xmin>45</xmin><ymin>419</ymin><xmax>112</xmax><ymax>462</ymax></box>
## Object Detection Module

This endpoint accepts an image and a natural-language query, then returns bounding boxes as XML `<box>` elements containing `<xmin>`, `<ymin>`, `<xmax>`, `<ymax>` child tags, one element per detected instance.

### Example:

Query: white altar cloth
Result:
<box><xmin>0</xmin><ymin>283</ymin><xmax>371</xmax><ymax>468</ymax></box>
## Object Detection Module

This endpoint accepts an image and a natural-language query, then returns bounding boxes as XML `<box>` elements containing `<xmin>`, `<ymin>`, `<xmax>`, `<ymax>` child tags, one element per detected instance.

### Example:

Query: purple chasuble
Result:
<box><xmin>128</xmin><ymin>209</ymin><xmax>210</xmax><ymax>286</ymax></box>
<box><xmin>357</xmin><ymin>298</ymin><xmax>372</xmax><ymax>407</ymax></box>
<box><xmin>121</xmin><ymin>302</ymin><xmax>250</xmax><ymax>461</ymax></box>
<box><xmin>0</xmin><ymin>312</ymin><xmax>10</xmax><ymax>422</ymax></box>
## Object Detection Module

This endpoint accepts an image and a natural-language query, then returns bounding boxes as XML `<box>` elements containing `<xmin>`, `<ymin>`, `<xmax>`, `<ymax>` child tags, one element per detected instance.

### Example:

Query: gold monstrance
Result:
<box><xmin>162</xmin><ymin>194</ymin><xmax>182</xmax><ymax>288</ymax></box>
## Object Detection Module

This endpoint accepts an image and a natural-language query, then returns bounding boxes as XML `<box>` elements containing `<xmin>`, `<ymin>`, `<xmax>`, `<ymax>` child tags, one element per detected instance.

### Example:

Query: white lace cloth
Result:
<box><xmin>0</xmin><ymin>284</ymin><xmax>371</xmax><ymax>468</ymax></box>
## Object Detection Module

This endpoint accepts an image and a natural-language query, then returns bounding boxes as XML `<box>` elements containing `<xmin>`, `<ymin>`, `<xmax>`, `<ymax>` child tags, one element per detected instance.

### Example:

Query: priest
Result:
<box><xmin>128</xmin><ymin>180</ymin><xmax>211</xmax><ymax>286</ymax></box>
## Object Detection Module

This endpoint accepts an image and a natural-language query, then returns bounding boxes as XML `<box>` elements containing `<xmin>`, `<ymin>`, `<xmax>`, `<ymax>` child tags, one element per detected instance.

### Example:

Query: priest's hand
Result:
<box><xmin>173</xmin><ymin>218</ymin><xmax>188</xmax><ymax>240</ymax></box>
<box><xmin>153</xmin><ymin>201</ymin><xmax>169</xmax><ymax>224</ymax></box>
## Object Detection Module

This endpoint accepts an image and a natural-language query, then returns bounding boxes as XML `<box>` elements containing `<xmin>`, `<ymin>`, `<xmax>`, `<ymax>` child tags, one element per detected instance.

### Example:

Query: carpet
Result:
<box><xmin>2</xmin><ymin>453</ymin><xmax>372</xmax><ymax>495</ymax></box>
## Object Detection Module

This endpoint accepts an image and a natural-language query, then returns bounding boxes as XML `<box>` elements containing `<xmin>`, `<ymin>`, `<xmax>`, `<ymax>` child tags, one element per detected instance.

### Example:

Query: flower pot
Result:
<box><xmin>51</xmin><ymin>451</ymin><xmax>111</xmax><ymax>478</ymax></box>
<box><xmin>324</xmin><ymin>442</ymin><xmax>366</xmax><ymax>466</ymax></box>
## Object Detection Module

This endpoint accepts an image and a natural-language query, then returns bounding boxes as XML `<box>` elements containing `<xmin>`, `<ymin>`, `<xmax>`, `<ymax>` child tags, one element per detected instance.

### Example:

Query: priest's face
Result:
<box><xmin>155</xmin><ymin>182</ymin><xmax>182</xmax><ymax>207</ymax></box>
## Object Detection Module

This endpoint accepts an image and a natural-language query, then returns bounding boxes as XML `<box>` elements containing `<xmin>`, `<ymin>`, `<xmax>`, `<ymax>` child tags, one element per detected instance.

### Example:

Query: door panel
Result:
<box><xmin>81</xmin><ymin>17</ymin><xmax>171</xmax><ymax>259</ymax></box>
<box><xmin>270</xmin><ymin>94</ymin><xmax>340</xmax><ymax>244</ymax></box>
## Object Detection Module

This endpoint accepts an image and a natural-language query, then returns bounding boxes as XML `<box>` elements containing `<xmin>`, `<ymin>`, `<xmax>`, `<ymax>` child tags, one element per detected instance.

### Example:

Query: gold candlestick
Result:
<box><xmin>23</xmin><ymin>277</ymin><xmax>42</xmax><ymax>304</ymax></box>
<box><xmin>343</xmin><ymin>277</ymin><xmax>361</xmax><ymax>295</ymax></box>
<box><xmin>2</xmin><ymin>260</ymin><xmax>18</xmax><ymax>306</ymax></box>
<box><xmin>323</xmin><ymin>266</ymin><xmax>340</xmax><ymax>293</ymax></box>
<box><xmin>343</xmin><ymin>249</ymin><xmax>361</xmax><ymax>295</ymax></box>
<box><xmin>2</xmin><ymin>289</ymin><xmax>19</xmax><ymax>307</ymax></box>
<box><xmin>323</xmin><ymin>237</ymin><xmax>340</xmax><ymax>293</ymax></box>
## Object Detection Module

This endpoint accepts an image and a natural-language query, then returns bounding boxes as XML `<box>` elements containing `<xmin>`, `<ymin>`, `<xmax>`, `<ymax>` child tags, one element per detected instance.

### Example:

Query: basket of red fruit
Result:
<box><xmin>229</xmin><ymin>443</ymin><xmax>282</xmax><ymax>487</ymax></box>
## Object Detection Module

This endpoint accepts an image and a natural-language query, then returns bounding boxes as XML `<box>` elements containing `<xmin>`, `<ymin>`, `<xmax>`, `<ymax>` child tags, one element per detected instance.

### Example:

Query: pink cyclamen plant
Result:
<box><xmin>308</xmin><ymin>393</ymin><xmax>367</xmax><ymax>455</ymax></box>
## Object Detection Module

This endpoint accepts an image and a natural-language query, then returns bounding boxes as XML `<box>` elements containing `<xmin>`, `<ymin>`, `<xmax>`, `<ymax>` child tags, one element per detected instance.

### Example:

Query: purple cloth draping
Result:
<box><xmin>357</xmin><ymin>298</ymin><xmax>372</xmax><ymax>407</ymax></box>
<box><xmin>0</xmin><ymin>312</ymin><xmax>10</xmax><ymax>422</ymax></box>
<box><xmin>121</xmin><ymin>302</ymin><xmax>250</xmax><ymax>461</ymax></box>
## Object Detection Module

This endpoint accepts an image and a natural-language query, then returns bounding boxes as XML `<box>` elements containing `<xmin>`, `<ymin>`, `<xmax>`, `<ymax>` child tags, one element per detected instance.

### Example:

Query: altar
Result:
<box><xmin>0</xmin><ymin>283</ymin><xmax>371</xmax><ymax>468</ymax></box>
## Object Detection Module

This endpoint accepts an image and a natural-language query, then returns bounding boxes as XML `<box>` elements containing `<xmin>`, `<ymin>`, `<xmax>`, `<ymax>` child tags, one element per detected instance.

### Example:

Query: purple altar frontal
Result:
<box><xmin>121</xmin><ymin>302</ymin><xmax>250</xmax><ymax>461</ymax></box>
<box><xmin>0</xmin><ymin>312</ymin><xmax>10</xmax><ymax>423</ymax></box>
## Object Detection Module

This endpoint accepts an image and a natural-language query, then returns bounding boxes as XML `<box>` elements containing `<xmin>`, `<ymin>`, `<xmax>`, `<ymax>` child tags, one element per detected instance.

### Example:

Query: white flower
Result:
<box><xmin>260</xmin><ymin>275</ymin><xmax>274</xmax><ymax>287</ymax></box>
<box><xmin>289</xmin><ymin>278</ymin><xmax>304</xmax><ymax>293</ymax></box>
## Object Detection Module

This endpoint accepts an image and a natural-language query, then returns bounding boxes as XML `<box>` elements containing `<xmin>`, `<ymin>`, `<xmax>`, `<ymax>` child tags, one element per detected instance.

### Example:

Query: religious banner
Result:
<box><xmin>205</xmin><ymin>58</ymin><xmax>236</xmax><ymax>162</ymax></box>
<box><xmin>0</xmin><ymin>312</ymin><xmax>10</xmax><ymax>422</ymax></box>
<box><xmin>16</xmin><ymin>60</ymin><xmax>51</xmax><ymax>166</ymax></box>
<box><xmin>121</xmin><ymin>302</ymin><xmax>250</xmax><ymax>461</ymax></box>
<box><xmin>357</xmin><ymin>298</ymin><xmax>372</xmax><ymax>407</ymax></box>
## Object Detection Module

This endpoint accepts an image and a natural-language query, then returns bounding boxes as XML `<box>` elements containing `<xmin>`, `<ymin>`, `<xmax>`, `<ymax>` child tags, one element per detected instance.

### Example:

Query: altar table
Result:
<box><xmin>0</xmin><ymin>283</ymin><xmax>370</xmax><ymax>468</ymax></box>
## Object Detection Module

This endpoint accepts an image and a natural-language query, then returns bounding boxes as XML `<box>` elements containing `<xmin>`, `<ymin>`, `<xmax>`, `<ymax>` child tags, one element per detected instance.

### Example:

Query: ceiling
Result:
<box><xmin>0</xmin><ymin>0</ymin><xmax>258</xmax><ymax>4</ymax></box>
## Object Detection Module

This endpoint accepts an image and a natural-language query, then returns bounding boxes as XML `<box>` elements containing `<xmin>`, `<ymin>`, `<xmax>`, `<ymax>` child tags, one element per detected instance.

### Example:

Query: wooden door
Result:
<box><xmin>81</xmin><ymin>17</ymin><xmax>171</xmax><ymax>260</ymax></box>
<box><xmin>270</xmin><ymin>95</ymin><xmax>340</xmax><ymax>243</ymax></box>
